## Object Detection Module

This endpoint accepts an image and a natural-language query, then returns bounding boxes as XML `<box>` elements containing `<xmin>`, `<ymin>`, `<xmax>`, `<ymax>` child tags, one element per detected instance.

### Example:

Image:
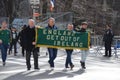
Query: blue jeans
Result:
<box><xmin>0</xmin><ymin>44</ymin><xmax>9</xmax><ymax>62</ymax></box>
<box><xmin>48</xmin><ymin>48</ymin><xmax>58</xmax><ymax>67</ymax></box>
<box><xmin>65</xmin><ymin>49</ymin><xmax>73</xmax><ymax>68</ymax></box>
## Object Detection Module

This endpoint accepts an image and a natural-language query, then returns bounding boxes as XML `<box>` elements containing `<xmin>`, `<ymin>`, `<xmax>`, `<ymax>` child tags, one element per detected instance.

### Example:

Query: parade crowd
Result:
<box><xmin>0</xmin><ymin>17</ymin><xmax>114</xmax><ymax>71</ymax></box>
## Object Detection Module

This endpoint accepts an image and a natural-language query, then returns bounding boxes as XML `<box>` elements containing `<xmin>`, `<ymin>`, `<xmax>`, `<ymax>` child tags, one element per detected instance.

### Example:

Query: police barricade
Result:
<box><xmin>91</xmin><ymin>35</ymin><xmax>103</xmax><ymax>46</ymax></box>
<box><xmin>72</xmin><ymin>35</ymin><xmax>104</xmax><ymax>55</ymax></box>
<box><xmin>91</xmin><ymin>35</ymin><xmax>104</xmax><ymax>56</ymax></box>
<box><xmin>91</xmin><ymin>35</ymin><xmax>120</xmax><ymax>57</ymax></box>
<box><xmin>113</xmin><ymin>36</ymin><xmax>120</xmax><ymax>58</ymax></box>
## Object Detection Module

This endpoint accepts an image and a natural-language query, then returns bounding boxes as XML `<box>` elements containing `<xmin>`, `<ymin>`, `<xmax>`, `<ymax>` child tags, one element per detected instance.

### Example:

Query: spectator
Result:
<box><xmin>17</xmin><ymin>25</ymin><xmax>27</xmax><ymax>57</ymax></box>
<box><xmin>9</xmin><ymin>27</ymin><xmax>18</xmax><ymax>56</ymax></box>
<box><xmin>103</xmin><ymin>24</ymin><xmax>114</xmax><ymax>57</ymax></box>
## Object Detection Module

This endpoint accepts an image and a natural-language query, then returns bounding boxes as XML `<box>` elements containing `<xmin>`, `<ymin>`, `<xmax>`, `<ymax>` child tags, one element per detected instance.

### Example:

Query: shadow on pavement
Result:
<box><xmin>4</xmin><ymin>69</ymin><xmax>85</xmax><ymax>80</ymax></box>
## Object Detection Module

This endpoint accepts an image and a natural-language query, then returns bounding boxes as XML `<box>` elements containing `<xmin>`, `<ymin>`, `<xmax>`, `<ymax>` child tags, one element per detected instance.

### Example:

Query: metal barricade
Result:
<box><xmin>91</xmin><ymin>35</ymin><xmax>103</xmax><ymax>55</ymax></box>
<box><xmin>113</xmin><ymin>37</ymin><xmax>120</xmax><ymax>58</ymax></box>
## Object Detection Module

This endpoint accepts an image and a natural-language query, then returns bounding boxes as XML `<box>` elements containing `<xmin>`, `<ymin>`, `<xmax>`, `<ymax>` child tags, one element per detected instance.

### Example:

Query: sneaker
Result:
<box><xmin>50</xmin><ymin>67</ymin><xmax>54</xmax><ymax>70</ymax></box>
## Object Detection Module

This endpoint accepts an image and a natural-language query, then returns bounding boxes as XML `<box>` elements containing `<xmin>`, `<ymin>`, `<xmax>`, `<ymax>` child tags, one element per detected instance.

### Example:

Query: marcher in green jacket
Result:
<box><xmin>0</xmin><ymin>21</ymin><xmax>10</xmax><ymax>66</ymax></box>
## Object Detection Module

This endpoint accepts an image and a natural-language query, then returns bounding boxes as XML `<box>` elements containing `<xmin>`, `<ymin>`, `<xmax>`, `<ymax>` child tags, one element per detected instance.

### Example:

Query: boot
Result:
<box><xmin>3</xmin><ymin>62</ymin><xmax>6</xmax><ymax>66</ymax></box>
<box><xmin>70</xmin><ymin>64</ymin><xmax>74</xmax><ymax>70</ymax></box>
<box><xmin>80</xmin><ymin>61</ymin><xmax>86</xmax><ymax>69</ymax></box>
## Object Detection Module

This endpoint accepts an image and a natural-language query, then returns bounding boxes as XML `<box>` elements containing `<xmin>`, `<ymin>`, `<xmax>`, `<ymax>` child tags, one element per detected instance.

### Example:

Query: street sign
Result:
<box><xmin>30</xmin><ymin>0</ymin><xmax>40</xmax><ymax>5</ymax></box>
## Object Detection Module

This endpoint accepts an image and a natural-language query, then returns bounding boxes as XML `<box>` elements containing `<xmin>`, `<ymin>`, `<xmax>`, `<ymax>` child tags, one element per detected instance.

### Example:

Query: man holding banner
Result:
<box><xmin>46</xmin><ymin>17</ymin><xmax>58</xmax><ymax>69</ymax></box>
<box><xmin>78</xmin><ymin>22</ymin><xmax>90</xmax><ymax>69</ymax></box>
<box><xmin>36</xmin><ymin>19</ymin><xmax>90</xmax><ymax>70</ymax></box>
<box><xmin>65</xmin><ymin>24</ymin><xmax>74</xmax><ymax>70</ymax></box>
<box><xmin>24</xmin><ymin>19</ymin><xmax>39</xmax><ymax>70</ymax></box>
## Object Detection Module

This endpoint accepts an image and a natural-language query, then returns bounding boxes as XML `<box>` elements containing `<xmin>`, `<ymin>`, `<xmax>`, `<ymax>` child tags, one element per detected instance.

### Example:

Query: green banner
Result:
<box><xmin>36</xmin><ymin>28</ymin><xmax>90</xmax><ymax>50</ymax></box>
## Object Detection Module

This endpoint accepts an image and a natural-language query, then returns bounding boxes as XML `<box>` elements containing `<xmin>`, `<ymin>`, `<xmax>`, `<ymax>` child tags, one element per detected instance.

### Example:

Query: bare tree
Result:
<box><xmin>42</xmin><ymin>0</ymin><xmax>48</xmax><ymax>14</ymax></box>
<box><xmin>64</xmin><ymin>0</ymin><xmax>73</xmax><ymax>11</ymax></box>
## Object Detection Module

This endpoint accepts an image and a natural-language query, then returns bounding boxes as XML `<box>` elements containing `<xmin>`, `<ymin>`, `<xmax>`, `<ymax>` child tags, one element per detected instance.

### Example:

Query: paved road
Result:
<box><xmin>0</xmin><ymin>48</ymin><xmax>120</xmax><ymax>80</ymax></box>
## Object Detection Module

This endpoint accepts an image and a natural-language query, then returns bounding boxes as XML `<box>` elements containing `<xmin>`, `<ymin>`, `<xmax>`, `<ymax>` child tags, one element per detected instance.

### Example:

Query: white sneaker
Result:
<box><xmin>50</xmin><ymin>67</ymin><xmax>54</xmax><ymax>70</ymax></box>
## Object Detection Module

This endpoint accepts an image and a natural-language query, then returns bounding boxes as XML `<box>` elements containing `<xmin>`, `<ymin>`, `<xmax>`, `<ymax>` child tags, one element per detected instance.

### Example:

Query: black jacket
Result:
<box><xmin>103</xmin><ymin>29</ymin><xmax>114</xmax><ymax>42</ymax></box>
<box><xmin>78</xmin><ymin>28</ymin><xmax>91</xmax><ymax>46</ymax></box>
<box><xmin>45</xmin><ymin>25</ymin><xmax>58</xmax><ymax>30</ymax></box>
<box><xmin>78</xmin><ymin>28</ymin><xmax>86</xmax><ymax>32</ymax></box>
<box><xmin>24</xmin><ymin>26</ymin><xmax>36</xmax><ymax>51</ymax></box>
<box><xmin>17</xmin><ymin>28</ymin><xmax>27</xmax><ymax>47</ymax></box>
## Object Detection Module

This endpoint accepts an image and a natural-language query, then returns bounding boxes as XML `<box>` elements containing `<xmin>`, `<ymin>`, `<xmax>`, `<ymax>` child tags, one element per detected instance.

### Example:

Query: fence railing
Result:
<box><xmin>91</xmin><ymin>35</ymin><xmax>120</xmax><ymax>47</ymax></box>
<box><xmin>37</xmin><ymin>12</ymin><xmax>73</xmax><ymax>30</ymax></box>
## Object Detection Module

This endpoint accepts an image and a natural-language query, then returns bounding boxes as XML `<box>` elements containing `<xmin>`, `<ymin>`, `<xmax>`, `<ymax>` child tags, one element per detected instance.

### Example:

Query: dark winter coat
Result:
<box><xmin>17</xmin><ymin>28</ymin><xmax>27</xmax><ymax>47</ymax></box>
<box><xmin>103</xmin><ymin>29</ymin><xmax>114</xmax><ymax>43</ymax></box>
<box><xmin>45</xmin><ymin>25</ymin><xmax>58</xmax><ymax>30</ymax></box>
<box><xmin>24</xmin><ymin>26</ymin><xmax>36</xmax><ymax>51</ymax></box>
<box><xmin>78</xmin><ymin>28</ymin><xmax>86</xmax><ymax>32</ymax></box>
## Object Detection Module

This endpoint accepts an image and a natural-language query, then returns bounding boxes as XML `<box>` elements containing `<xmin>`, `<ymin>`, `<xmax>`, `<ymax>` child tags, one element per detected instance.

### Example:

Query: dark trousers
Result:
<box><xmin>22</xmin><ymin>46</ymin><xmax>25</xmax><ymax>57</ymax></box>
<box><xmin>65</xmin><ymin>49</ymin><xmax>73</xmax><ymax>68</ymax></box>
<box><xmin>0</xmin><ymin>44</ymin><xmax>9</xmax><ymax>62</ymax></box>
<box><xmin>105</xmin><ymin>42</ymin><xmax>112</xmax><ymax>56</ymax></box>
<box><xmin>26</xmin><ymin>49</ymin><xmax>39</xmax><ymax>69</ymax></box>
<box><xmin>9</xmin><ymin>39</ymin><xmax>17</xmax><ymax>55</ymax></box>
<box><xmin>48</xmin><ymin>48</ymin><xmax>57</xmax><ymax>67</ymax></box>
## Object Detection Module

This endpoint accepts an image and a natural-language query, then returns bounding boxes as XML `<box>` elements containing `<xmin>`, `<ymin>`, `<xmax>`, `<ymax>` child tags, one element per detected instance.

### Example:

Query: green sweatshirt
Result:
<box><xmin>0</xmin><ymin>29</ymin><xmax>10</xmax><ymax>44</ymax></box>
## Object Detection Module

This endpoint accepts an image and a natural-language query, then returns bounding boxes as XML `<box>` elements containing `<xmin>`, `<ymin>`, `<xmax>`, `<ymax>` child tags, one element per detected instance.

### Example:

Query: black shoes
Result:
<box><xmin>34</xmin><ymin>68</ymin><xmax>40</xmax><ymax>70</ymax></box>
<box><xmin>27</xmin><ymin>68</ymin><xmax>31</xmax><ymax>71</ymax></box>
<box><xmin>80</xmin><ymin>61</ymin><xmax>86</xmax><ymax>69</ymax></box>
<box><xmin>3</xmin><ymin>62</ymin><xmax>6</xmax><ymax>66</ymax></box>
<box><xmin>65</xmin><ymin>64</ymin><xmax>74</xmax><ymax>70</ymax></box>
<box><xmin>70</xmin><ymin>65</ymin><xmax>74</xmax><ymax>70</ymax></box>
<box><xmin>103</xmin><ymin>55</ymin><xmax>108</xmax><ymax>57</ymax></box>
<box><xmin>103</xmin><ymin>55</ymin><xmax>112</xmax><ymax>57</ymax></box>
<box><xmin>27</xmin><ymin>68</ymin><xmax>40</xmax><ymax>71</ymax></box>
<box><xmin>108</xmin><ymin>55</ymin><xmax>112</xmax><ymax>57</ymax></box>
<box><xmin>27</xmin><ymin>66</ymin><xmax>31</xmax><ymax>71</ymax></box>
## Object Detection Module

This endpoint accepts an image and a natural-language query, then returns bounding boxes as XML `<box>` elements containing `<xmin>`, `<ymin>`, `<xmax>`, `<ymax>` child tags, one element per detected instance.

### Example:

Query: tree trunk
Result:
<box><xmin>64</xmin><ymin>0</ymin><xmax>73</xmax><ymax>11</ymax></box>
<box><xmin>42</xmin><ymin>0</ymin><xmax>48</xmax><ymax>14</ymax></box>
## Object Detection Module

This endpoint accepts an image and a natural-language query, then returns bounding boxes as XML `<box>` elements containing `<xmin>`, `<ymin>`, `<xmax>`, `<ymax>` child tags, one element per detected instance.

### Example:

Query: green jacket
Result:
<box><xmin>0</xmin><ymin>29</ymin><xmax>10</xmax><ymax>44</ymax></box>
